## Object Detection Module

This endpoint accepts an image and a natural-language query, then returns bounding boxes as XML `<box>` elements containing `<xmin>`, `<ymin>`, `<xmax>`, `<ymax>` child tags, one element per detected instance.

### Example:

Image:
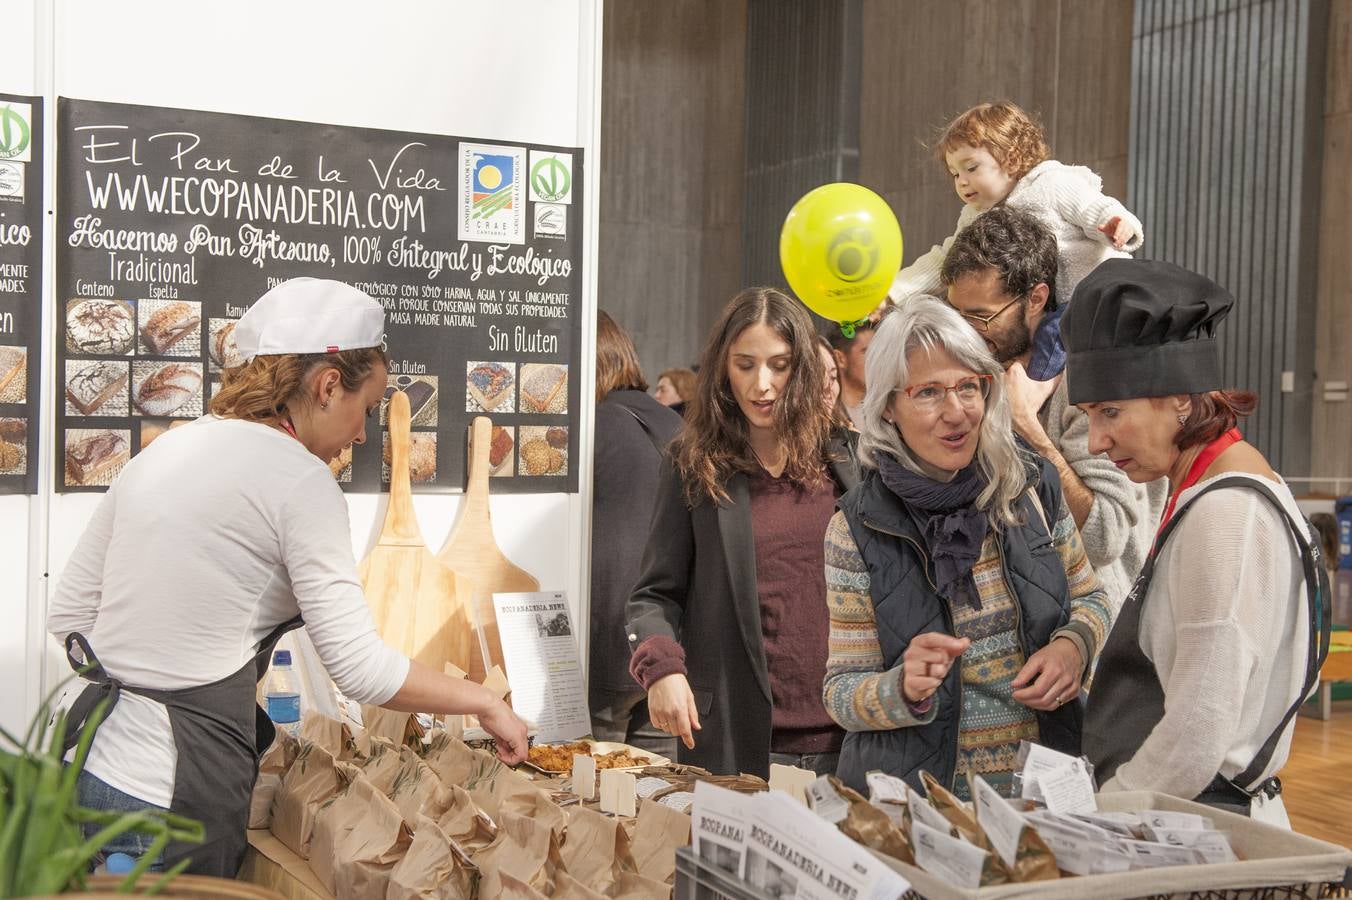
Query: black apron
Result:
<box><xmin>62</xmin><ymin>614</ymin><xmax>304</xmax><ymax>876</ymax></box>
<box><xmin>1083</xmin><ymin>476</ymin><xmax>1331</xmax><ymax>814</ymax></box>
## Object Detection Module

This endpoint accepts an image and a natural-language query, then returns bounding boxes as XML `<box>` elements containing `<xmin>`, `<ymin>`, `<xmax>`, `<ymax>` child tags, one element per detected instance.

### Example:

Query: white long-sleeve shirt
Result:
<box><xmin>1099</xmin><ymin>473</ymin><xmax>1310</xmax><ymax>810</ymax></box>
<box><xmin>49</xmin><ymin>416</ymin><xmax>408</xmax><ymax>807</ymax></box>
<box><xmin>889</xmin><ymin>160</ymin><xmax>1145</xmax><ymax>305</ymax></box>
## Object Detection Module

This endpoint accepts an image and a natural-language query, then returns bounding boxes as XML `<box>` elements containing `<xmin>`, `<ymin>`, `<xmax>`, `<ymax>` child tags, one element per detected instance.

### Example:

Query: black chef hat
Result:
<box><xmin>1062</xmin><ymin>258</ymin><xmax>1233</xmax><ymax>405</ymax></box>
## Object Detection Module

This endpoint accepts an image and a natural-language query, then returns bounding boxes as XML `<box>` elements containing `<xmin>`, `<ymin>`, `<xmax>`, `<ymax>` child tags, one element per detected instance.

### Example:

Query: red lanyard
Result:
<box><xmin>1155</xmin><ymin>427</ymin><xmax>1243</xmax><ymax>538</ymax></box>
<box><xmin>278</xmin><ymin>417</ymin><xmax>300</xmax><ymax>441</ymax></box>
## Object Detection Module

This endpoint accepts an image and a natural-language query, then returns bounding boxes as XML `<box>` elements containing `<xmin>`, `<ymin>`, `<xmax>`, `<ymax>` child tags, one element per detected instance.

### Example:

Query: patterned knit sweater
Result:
<box><xmin>822</xmin><ymin>493</ymin><xmax>1110</xmax><ymax>800</ymax></box>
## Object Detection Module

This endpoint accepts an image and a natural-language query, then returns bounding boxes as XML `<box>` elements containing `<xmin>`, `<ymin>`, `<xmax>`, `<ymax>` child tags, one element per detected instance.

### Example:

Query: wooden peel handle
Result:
<box><xmin>383</xmin><ymin>389</ymin><xmax>420</xmax><ymax>541</ymax></box>
<box><xmin>466</xmin><ymin>416</ymin><xmax>492</xmax><ymax>505</ymax></box>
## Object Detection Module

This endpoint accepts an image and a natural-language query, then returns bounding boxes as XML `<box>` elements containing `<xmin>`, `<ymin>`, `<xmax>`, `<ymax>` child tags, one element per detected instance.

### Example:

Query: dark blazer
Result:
<box><xmin>624</xmin><ymin>431</ymin><xmax>860</xmax><ymax>777</ymax></box>
<box><xmin>590</xmin><ymin>390</ymin><xmax>683</xmax><ymax>693</ymax></box>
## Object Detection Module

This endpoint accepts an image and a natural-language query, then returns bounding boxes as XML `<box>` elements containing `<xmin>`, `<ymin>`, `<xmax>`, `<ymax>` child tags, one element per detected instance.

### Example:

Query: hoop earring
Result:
<box><xmin>1177</xmin><ymin>415</ymin><xmax>1186</xmax><ymax>425</ymax></box>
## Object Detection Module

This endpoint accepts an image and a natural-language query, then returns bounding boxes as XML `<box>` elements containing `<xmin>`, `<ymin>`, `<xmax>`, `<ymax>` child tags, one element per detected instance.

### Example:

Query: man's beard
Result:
<box><xmin>988</xmin><ymin>318</ymin><xmax>1032</xmax><ymax>365</ymax></box>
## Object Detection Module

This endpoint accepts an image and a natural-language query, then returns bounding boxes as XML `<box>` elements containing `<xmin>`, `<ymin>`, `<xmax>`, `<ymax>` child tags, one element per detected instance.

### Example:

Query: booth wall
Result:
<box><xmin>5</xmin><ymin>0</ymin><xmax>602</xmax><ymax>738</ymax></box>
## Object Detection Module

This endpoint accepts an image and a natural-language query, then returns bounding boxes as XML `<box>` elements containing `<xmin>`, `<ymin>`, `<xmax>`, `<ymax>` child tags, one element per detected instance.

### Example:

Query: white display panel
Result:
<box><xmin>4</xmin><ymin>0</ymin><xmax>602</xmax><ymax>737</ymax></box>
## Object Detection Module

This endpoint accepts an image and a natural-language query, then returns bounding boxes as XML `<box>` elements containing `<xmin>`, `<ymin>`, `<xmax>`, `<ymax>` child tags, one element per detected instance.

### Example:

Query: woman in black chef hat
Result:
<box><xmin>1063</xmin><ymin>259</ymin><xmax>1330</xmax><ymax>824</ymax></box>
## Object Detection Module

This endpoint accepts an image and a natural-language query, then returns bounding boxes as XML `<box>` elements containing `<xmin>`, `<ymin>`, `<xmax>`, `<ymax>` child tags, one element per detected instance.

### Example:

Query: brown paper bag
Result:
<box><xmin>423</xmin><ymin>732</ymin><xmax>503</xmax><ymax>790</ymax></box>
<box><xmin>311</xmin><ymin>767</ymin><xmax>413</xmax><ymax>899</ymax></box>
<box><xmin>470</xmin><ymin>764</ymin><xmax>567</xmax><ymax>839</ymax></box>
<box><xmin>307</xmin><ymin>763</ymin><xmax>362</xmax><ymax>893</ymax></box>
<box><xmin>552</xmin><ymin>871</ymin><xmax>609</xmax><ymax>900</ymax></box>
<box><xmin>388</xmin><ymin>747</ymin><xmax>444</xmax><ymax>826</ymax></box>
<box><xmin>298</xmin><ymin>713</ymin><xmax>357</xmax><ymax>758</ymax></box>
<box><xmin>249</xmin><ymin>730</ymin><xmax>299</xmax><ymax>829</ymax></box>
<box><xmin>386</xmin><ymin>814</ymin><xmax>479</xmax><ymax>900</ymax></box>
<box><xmin>825</xmin><ymin>777</ymin><xmax>914</xmax><ymax>865</ymax></box>
<box><xmin>630</xmin><ymin>797</ymin><xmax>691</xmax><ymax>883</ymax></box>
<box><xmin>269</xmin><ymin>741</ymin><xmax>342</xmax><ymax>859</ymax></box>
<box><xmin>361</xmin><ymin>703</ymin><xmax>417</xmax><ymax>747</ymax></box>
<box><xmin>921</xmin><ymin>770</ymin><xmax>981</xmax><ymax>841</ymax></box>
<box><xmin>356</xmin><ymin>736</ymin><xmax>404</xmax><ymax>793</ymax></box>
<box><xmin>559</xmin><ymin>807</ymin><xmax>626</xmax><ymax>890</ymax></box>
<box><xmin>609</xmin><ymin>871</ymin><xmax>674</xmax><ymax>900</ymax></box>
<box><xmin>484</xmin><ymin>869</ymin><xmax>550</xmax><ymax>900</ymax></box>
<box><xmin>472</xmin><ymin>809</ymin><xmax>557</xmax><ymax>891</ymax></box>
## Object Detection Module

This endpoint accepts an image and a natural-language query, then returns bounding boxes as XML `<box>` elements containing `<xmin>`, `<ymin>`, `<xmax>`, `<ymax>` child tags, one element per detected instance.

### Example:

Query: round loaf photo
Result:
<box><xmin>131</xmin><ymin>361</ymin><xmax>203</xmax><ymax>418</ymax></box>
<box><xmin>0</xmin><ymin>344</ymin><xmax>27</xmax><ymax>405</ymax></box>
<box><xmin>207</xmin><ymin>318</ymin><xmax>244</xmax><ymax>370</ymax></box>
<box><xmin>0</xmin><ymin>417</ymin><xmax>26</xmax><ymax>476</ymax></box>
<box><xmin>65</xmin><ymin>298</ymin><xmax>135</xmax><ymax>356</ymax></box>
<box><xmin>64</xmin><ymin>428</ymin><xmax>130</xmax><ymax>487</ymax></box>
<box><xmin>64</xmin><ymin>359</ymin><xmax>130</xmax><ymax>417</ymax></box>
<box><xmin>382</xmin><ymin>430</ymin><xmax>437</xmax><ymax>484</ymax></box>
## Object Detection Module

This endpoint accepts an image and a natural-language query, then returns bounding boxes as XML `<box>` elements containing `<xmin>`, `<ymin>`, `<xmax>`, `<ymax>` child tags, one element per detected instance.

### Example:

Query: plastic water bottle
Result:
<box><xmin>265</xmin><ymin>650</ymin><xmax>302</xmax><ymax>736</ymax></box>
<box><xmin>95</xmin><ymin>852</ymin><xmax>136</xmax><ymax>876</ymax></box>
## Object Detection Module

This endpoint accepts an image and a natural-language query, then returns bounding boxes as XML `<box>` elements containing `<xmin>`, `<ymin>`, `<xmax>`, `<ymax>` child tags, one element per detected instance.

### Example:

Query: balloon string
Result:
<box><xmin>839</xmin><ymin>318</ymin><xmax>867</xmax><ymax>340</ymax></box>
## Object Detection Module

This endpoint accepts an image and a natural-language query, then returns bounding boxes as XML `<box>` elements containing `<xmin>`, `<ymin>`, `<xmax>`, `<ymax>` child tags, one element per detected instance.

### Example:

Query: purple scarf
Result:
<box><xmin>875</xmin><ymin>451</ymin><xmax>989</xmax><ymax>609</ymax></box>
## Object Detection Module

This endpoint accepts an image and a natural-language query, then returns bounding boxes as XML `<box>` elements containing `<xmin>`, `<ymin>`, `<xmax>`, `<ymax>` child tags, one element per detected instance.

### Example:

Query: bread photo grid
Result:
<box><xmin>63</xmin><ymin>295</ymin><xmax>209</xmax><ymax>486</ymax></box>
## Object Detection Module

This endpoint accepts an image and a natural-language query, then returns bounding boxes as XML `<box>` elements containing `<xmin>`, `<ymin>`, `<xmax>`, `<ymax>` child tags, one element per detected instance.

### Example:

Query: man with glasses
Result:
<box><xmin>939</xmin><ymin>206</ymin><xmax>1165</xmax><ymax>618</ymax></box>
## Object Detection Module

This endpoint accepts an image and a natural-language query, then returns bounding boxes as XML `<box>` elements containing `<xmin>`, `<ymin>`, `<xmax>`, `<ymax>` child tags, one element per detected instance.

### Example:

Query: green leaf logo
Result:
<box><xmin>531</xmin><ymin>156</ymin><xmax>571</xmax><ymax>202</ymax></box>
<box><xmin>0</xmin><ymin>105</ymin><xmax>31</xmax><ymax>161</ymax></box>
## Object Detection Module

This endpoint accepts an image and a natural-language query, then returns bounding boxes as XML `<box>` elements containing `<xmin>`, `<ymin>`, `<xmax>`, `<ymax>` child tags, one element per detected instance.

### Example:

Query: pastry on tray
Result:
<box><xmin>519</xmin><ymin>364</ymin><xmax>567</xmax><ymax>414</ymax></box>
<box><xmin>466</xmin><ymin>362</ymin><xmax>514</xmax><ymax>411</ymax></box>
<box><xmin>66</xmin><ymin>361</ymin><xmax>128</xmax><ymax>416</ymax></box>
<box><xmin>65</xmin><ymin>430</ymin><xmax>129</xmax><ymax>486</ymax></box>
<box><xmin>140</xmin><ymin>301</ymin><xmax>200</xmax><ymax>355</ymax></box>
<box><xmin>525</xmin><ymin>742</ymin><xmax>653</xmax><ymax>773</ymax></box>
<box><xmin>67</xmin><ymin>299</ymin><xmax>134</xmax><ymax>355</ymax></box>
<box><xmin>134</xmin><ymin>363</ymin><xmax>202</xmax><ymax>417</ymax></box>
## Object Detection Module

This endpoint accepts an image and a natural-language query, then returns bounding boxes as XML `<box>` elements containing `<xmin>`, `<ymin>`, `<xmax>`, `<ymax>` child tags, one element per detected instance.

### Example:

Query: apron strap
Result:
<box><xmin>1162</xmin><ymin>476</ymin><xmax>1332</xmax><ymax>793</ymax></box>
<box><xmin>61</xmin><ymin>632</ymin><xmax>123</xmax><ymax>755</ymax></box>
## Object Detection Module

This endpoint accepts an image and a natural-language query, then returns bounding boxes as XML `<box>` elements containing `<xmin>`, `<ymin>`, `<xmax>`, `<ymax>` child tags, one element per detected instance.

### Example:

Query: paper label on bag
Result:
<box><xmin>1142</xmin><ymin>810</ymin><xmax>1213</xmax><ymax>831</ymax></box>
<box><xmin>805</xmin><ymin>775</ymin><xmax>849</xmax><ymax>824</ymax></box>
<box><xmin>906</xmin><ymin>784</ymin><xmax>954</xmax><ymax>836</ymax></box>
<box><xmin>972</xmin><ymin>776</ymin><xmax>1025</xmax><ymax>868</ymax></box>
<box><xmin>1071</xmin><ymin>811</ymin><xmax>1142</xmax><ymax>837</ymax></box>
<box><xmin>1018</xmin><ymin>743</ymin><xmax>1081</xmax><ymax>801</ymax></box>
<box><xmin>874</xmin><ymin>798</ymin><xmax>907</xmax><ymax>826</ymax></box>
<box><xmin>1027</xmin><ymin>815</ymin><xmax>1132</xmax><ymax>876</ymax></box>
<box><xmin>635</xmin><ymin>776</ymin><xmax>671</xmax><ymax>799</ymax></box>
<box><xmin>1036</xmin><ymin>759</ymin><xmax>1096</xmax><ymax>814</ymax></box>
<box><xmin>1142</xmin><ymin>828</ymin><xmax>1237</xmax><ymax>863</ymax></box>
<box><xmin>911</xmin><ymin>821</ymin><xmax>988</xmax><ymax>888</ymax></box>
<box><xmin>1121</xmin><ymin>838</ymin><xmax>1205</xmax><ymax>868</ymax></box>
<box><xmin>658</xmin><ymin>791</ymin><xmax>695</xmax><ymax>812</ymax></box>
<box><xmin>865</xmin><ymin>771</ymin><xmax>909</xmax><ymax>804</ymax></box>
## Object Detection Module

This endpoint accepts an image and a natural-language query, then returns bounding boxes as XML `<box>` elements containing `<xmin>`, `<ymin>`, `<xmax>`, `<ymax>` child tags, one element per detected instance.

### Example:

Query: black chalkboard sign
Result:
<box><xmin>0</xmin><ymin>93</ymin><xmax>42</xmax><ymax>495</ymax></box>
<box><xmin>55</xmin><ymin>97</ymin><xmax>583</xmax><ymax>493</ymax></box>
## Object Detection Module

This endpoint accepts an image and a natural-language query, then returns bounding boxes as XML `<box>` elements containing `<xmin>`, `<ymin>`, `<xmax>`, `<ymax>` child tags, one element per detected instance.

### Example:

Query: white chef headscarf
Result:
<box><xmin>233</xmin><ymin>278</ymin><xmax>386</xmax><ymax>363</ymax></box>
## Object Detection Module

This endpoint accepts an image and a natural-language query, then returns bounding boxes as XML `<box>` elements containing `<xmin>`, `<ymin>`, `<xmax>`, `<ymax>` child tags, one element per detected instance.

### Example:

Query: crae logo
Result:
<box><xmin>827</xmin><ymin>227</ymin><xmax>879</xmax><ymax>284</ymax></box>
<box><xmin>0</xmin><ymin>105</ymin><xmax>31</xmax><ymax>161</ymax></box>
<box><xmin>530</xmin><ymin>156</ymin><xmax>571</xmax><ymax>203</ymax></box>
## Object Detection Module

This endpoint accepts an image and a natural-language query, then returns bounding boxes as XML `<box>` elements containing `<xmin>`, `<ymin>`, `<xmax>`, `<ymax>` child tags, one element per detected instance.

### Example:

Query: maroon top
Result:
<box><xmin>748</xmin><ymin>467</ymin><xmax>843</xmax><ymax>755</ymax></box>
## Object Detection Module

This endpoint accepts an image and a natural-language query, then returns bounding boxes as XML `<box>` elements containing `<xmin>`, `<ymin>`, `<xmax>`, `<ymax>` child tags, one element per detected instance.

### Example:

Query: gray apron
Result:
<box><xmin>1083</xmin><ymin>476</ymin><xmax>1330</xmax><ymax>814</ymax></box>
<box><xmin>62</xmin><ymin>614</ymin><xmax>304</xmax><ymax>876</ymax></box>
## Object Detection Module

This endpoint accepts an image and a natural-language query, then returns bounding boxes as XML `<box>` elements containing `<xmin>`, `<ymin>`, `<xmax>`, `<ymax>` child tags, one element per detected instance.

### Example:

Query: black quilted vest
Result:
<box><xmin>834</xmin><ymin>452</ymin><xmax>1084</xmax><ymax>794</ymax></box>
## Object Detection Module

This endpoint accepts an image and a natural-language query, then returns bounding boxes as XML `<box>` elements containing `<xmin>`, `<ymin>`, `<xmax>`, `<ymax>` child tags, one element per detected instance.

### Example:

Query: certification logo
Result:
<box><xmin>533</xmin><ymin>203</ymin><xmax>567</xmax><ymax>241</ymax></box>
<box><xmin>0</xmin><ymin>162</ymin><xmax>23</xmax><ymax>200</ymax></box>
<box><xmin>528</xmin><ymin>151</ymin><xmax>573</xmax><ymax>205</ymax></box>
<box><xmin>458</xmin><ymin>143</ymin><xmax>525</xmax><ymax>245</ymax></box>
<box><xmin>0</xmin><ymin>103</ymin><xmax>32</xmax><ymax>163</ymax></box>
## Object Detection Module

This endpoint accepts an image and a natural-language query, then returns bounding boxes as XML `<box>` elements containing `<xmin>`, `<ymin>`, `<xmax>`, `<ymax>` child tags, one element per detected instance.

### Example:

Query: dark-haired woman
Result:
<box><xmin>589</xmin><ymin>311</ymin><xmax>681</xmax><ymax>755</ymax></box>
<box><xmin>1066</xmin><ymin>260</ymin><xmax>1329</xmax><ymax>824</ymax></box>
<box><xmin>47</xmin><ymin>279</ymin><xmax>526</xmax><ymax>876</ymax></box>
<box><xmin>625</xmin><ymin>287</ymin><xmax>859</xmax><ymax>777</ymax></box>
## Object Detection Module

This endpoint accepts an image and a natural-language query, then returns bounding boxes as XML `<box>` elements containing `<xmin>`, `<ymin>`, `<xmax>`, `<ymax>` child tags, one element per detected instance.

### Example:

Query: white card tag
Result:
<box><xmin>571</xmin><ymin>753</ymin><xmax>596</xmax><ymax>800</ymax></box>
<box><xmin>1120</xmin><ymin>838</ymin><xmax>1206</xmax><ymax>868</ymax></box>
<box><xmin>1142</xmin><ymin>828</ymin><xmax>1237</xmax><ymax>863</ymax></box>
<box><xmin>905</xmin><ymin>784</ymin><xmax>955</xmax><ymax>836</ymax></box>
<box><xmin>805</xmin><ymin>774</ymin><xmax>849</xmax><ymax>824</ymax></box>
<box><xmin>865</xmin><ymin>771</ymin><xmax>909</xmax><ymax>804</ymax></box>
<box><xmin>1036</xmin><ymin>759</ymin><xmax>1096</xmax><ymax>814</ymax></box>
<box><xmin>911</xmin><ymin>821</ymin><xmax>988</xmax><ymax>888</ymax></box>
<box><xmin>1142</xmin><ymin>810</ymin><xmax>1213</xmax><ymax>831</ymax></box>
<box><xmin>972</xmin><ymin>776</ymin><xmax>1025</xmax><ymax>868</ymax></box>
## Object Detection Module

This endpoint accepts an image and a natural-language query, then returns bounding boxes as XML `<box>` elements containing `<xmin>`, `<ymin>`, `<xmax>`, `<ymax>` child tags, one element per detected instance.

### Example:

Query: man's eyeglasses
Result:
<box><xmin>900</xmin><ymin>374</ymin><xmax>994</xmax><ymax>411</ymax></box>
<box><xmin>956</xmin><ymin>296</ymin><xmax>1021</xmax><ymax>332</ymax></box>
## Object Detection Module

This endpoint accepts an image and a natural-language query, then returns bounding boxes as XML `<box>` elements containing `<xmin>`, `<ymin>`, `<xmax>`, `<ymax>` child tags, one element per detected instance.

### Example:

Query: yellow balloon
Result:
<box><xmin>779</xmin><ymin>183</ymin><xmax>903</xmax><ymax>324</ymax></box>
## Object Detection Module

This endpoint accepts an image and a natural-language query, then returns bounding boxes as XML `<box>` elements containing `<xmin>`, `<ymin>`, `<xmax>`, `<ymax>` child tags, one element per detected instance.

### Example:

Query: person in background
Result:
<box><xmin>47</xmin><ymin>279</ymin><xmax>526</xmax><ymax>877</ymax></box>
<box><xmin>889</xmin><ymin>100</ymin><xmax>1144</xmax><ymax>380</ymax></box>
<box><xmin>1067</xmin><ymin>259</ymin><xmax>1329</xmax><ymax>823</ymax></box>
<box><xmin>823</xmin><ymin>296</ymin><xmax>1110</xmax><ymax>799</ymax></box>
<box><xmin>816</xmin><ymin>334</ymin><xmax>852</xmax><ymax>430</ymax></box>
<box><xmin>626</xmin><ymin>287</ymin><xmax>859</xmax><ymax>777</ymax></box>
<box><xmin>828</xmin><ymin>318</ymin><xmax>874</xmax><ymax>429</ymax></box>
<box><xmin>589</xmin><ymin>310</ymin><xmax>682</xmax><ymax>756</ymax></box>
<box><xmin>653</xmin><ymin>367</ymin><xmax>697</xmax><ymax>416</ymax></box>
<box><xmin>941</xmin><ymin>207</ymin><xmax>1164</xmax><ymax>619</ymax></box>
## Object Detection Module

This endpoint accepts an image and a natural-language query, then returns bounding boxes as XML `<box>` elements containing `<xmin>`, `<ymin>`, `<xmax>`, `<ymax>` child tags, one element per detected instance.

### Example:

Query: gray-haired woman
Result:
<box><xmin>822</xmin><ymin>297</ymin><xmax>1112</xmax><ymax>799</ymax></box>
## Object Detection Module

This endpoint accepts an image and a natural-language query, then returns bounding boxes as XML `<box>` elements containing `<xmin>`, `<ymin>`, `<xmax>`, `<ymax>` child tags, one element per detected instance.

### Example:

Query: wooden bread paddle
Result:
<box><xmin>438</xmin><ymin>415</ymin><xmax>541</xmax><ymax>682</ymax></box>
<box><xmin>358</xmin><ymin>390</ymin><xmax>474</xmax><ymax>675</ymax></box>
